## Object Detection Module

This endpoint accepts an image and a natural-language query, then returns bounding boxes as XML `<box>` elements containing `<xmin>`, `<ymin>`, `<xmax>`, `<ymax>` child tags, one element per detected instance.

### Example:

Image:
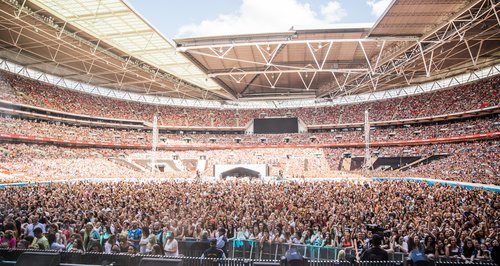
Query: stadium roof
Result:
<box><xmin>176</xmin><ymin>0</ymin><xmax>500</xmax><ymax>100</ymax></box>
<box><xmin>0</xmin><ymin>0</ymin><xmax>232</xmax><ymax>100</ymax></box>
<box><xmin>29</xmin><ymin>0</ymin><xmax>221</xmax><ymax>89</ymax></box>
<box><xmin>0</xmin><ymin>0</ymin><xmax>499</xmax><ymax>103</ymax></box>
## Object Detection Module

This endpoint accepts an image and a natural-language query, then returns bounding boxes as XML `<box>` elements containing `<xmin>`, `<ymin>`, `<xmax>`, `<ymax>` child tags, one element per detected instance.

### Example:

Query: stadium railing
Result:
<box><xmin>227</xmin><ymin>239</ymin><xmax>405</xmax><ymax>262</ymax></box>
<box><xmin>1</xmin><ymin>248</ymin><xmax>497</xmax><ymax>266</ymax></box>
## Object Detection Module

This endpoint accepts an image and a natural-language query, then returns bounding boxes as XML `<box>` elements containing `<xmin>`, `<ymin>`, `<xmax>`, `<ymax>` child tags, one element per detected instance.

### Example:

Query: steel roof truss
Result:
<box><xmin>210</xmin><ymin>68</ymin><xmax>367</xmax><ymax>77</ymax></box>
<box><xmin>306</xmin><ymin>41</ymin><xmax>333</xmax><ymax>70</ymax></box>
<box><xmin>297</xmin><ymin>71</ymin><xmax>317</xmax><ymax>90</ymax></box>
<box><xmin>15</xmin><ymin>0</ymin><xmax>26</xmax><ymax>18</ymax></box>
<box><xmin>373</xmin><ymin>40</ymin><xmax>386</xmax><ymax>70</ymax></box>
<box><xmin>177</xmin><ymin>37</ymin><xmax>418</xmax><ymax>51</ymax></box>
<box><xmin>491</xmin><ymin>0</ymin><xmax>500</xmax><ymax>26</ymax></box>
<box><xmin>209</xmin><ymin>46</ymin><xmax>233</xmax><ymax>59</ymax></box>
<box><xmin>331</xmin><ymin>71</ymin><xmax>350</xmax><ymax>92</ymax></box>
<box><xmin>418</xmin><ymin>42</ymin><xmax>433</xmax><ymax>77</ymax></box>
<box><xmin>463</xmin><ymin>39</ymin><xmax>484</xmax><ymax>67</ymax></box>
<box><xmin>65</xmin><ymin>10</ymin><xmax>131</xmax><ymax>22</ymax></box>
<box><xmin>263</xmin><ymin>69</ymin><xmax>282</xmax><ymax>89</ymax></box>
<box><xmin>358</xmin><ymin>41</ymin><xmax>373</xmax><ymax>74</ymax></box>
<box><xmin>347</xmin><ymin>0</ymin><xmax>496</xmax><ymax>95</ymax></box>
<box><xmin>255</xmin><ymin>43</ymin><xmax>282</xmax><ymax>66</ymax></box>
<box><xmin>229</xmin><ymin>68</ymin><xmax>247</xmax><ymax>84</ymax></box>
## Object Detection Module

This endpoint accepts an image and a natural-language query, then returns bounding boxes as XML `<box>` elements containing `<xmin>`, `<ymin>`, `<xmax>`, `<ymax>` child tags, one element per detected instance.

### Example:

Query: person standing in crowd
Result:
<box><xmin>360</xmin><ymin>234</ymin><xmax>388</xmax><ymax>261</ymax></box>
<box><xmin>201</xmin><ymin>239</ymin><xmax>226</xmax><ymax>259</ymax></box>
<box><xmin>83</xmin><ymin>222</ymin><xmax>99</xmax><ymax>251</ymax></box>
<box><xmin>152</xmin><ymin>222</ymin><xmax>165</xmax><ymax>247</ymax></box>
<box><xmin>127</xmin><ymin>221</ymin><xmax>142</xmax><ymax>251</ymax></box>
<box><xmin>216</xmin><ymin>228</ymin><xmax>228</xmax><ymax>256</ymax></box>
<box><xmin>0</xmin><ymin>230</ymin><xmax>16</xmax><ymax>248</ymax></box>
<box><xmin>48</xmin><ymin>233</ymin><xmax>65</xmax><ymax>250</ymax></box>
<box><xmin>29</xmin><ymin>227</ymin><xmax>48</xmax><ymax>250</ymax></box>
<box><xmin>164</xmin><ymin>231</ymin><xmax>179</xmax><ymax>257</ymax></box>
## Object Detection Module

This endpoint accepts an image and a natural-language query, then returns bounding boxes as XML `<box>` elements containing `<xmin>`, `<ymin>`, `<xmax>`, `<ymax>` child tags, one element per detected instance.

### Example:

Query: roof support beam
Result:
<box><xmin>297</xmin><ymin>71</ymin><xmax>317</xmax><ymax>91</ymax></box>
<box><xmin>177</xmin><ymin>37</ymin><xmax>418</xmax><ymax>51</ymax></box>
<box><xmin>358</xmin><ymin>41</ymin><xmax>373</xmax><ymax>74</ymax></box>
<box><xmin>492</xmin><ymin>0</ymin><xmax>500</xmax><ymax>26</ymax></box>
<box><xmin>324</xmin><ymin>0</ymin><xmax>495</xmax><ymax>97</ymax></box>
<box><xmin>464</xmin><ymin>39</ymin><xmax>483</xmax><ymax>67</ymax></box>
<box><xmin>418</xmin><ymin>42</ymin><xmax>433</xmax><ymax>77</ymax></box>
<box><xmin>306</xmin><ymin>41</ymin><xmax>333</xmax><ymax>70</ymax></box>
<box><xmin>129</xmin><ymin>47</ymin><xmax>174</xmax><ymax>55</ymax></box>
<box><xmin>208</xmin><ymin>68</ymin><xmax>368</xmax><ymax>77</ymax></box>
<box><xmin>98</xmin><ymin>80</ymin><xmax>149</xmax><ymax>87</ymax></box>
<box><xmin>263</xmin><ymin>70</ymin><xmax>282</xmax><ymax>89</ymax></box>
<box><xmin>99</xmin><ymin>29</ymin><xmax>154</xmax><ymax>39</ymax></box>
<box><xmin>331</xmin><ymin>72</ymin><xmax>350</xmax><ymax>92</ymax></box>
<box><xmin>15</xmin><ymin>0</ymin><xmax>26</xmax><ymax>18</ymax></box>
<box><xmin>65</xmin><ymin>10</ymin><xmax>131</xmax><ymax>21</ymax></box>
<box><xmin>255</xmin><ymin>43</ymin><xmax>283</xmax><ymax>66</ymax></box>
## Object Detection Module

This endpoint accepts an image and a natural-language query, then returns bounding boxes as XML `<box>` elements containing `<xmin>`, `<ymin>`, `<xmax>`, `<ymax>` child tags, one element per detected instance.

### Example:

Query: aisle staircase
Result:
<box><xmin>396</xmin><ymin>153</ymin><xmax>449</xmax><ymax>171</ymax></box>
<box><xmin>109</xmin><ymin>158</ymin><xmax>147</xmax><ymax>172</ymax></box>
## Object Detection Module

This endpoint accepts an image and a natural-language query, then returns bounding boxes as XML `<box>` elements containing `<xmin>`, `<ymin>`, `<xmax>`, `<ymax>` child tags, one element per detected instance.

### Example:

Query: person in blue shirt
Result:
<box><xmin>127</xmin><ymin>220</ymin><xmax>142</xmax><ymax>251</ymax></box>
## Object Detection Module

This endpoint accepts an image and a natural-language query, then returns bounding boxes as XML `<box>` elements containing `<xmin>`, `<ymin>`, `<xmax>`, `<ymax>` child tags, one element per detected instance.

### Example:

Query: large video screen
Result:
<box><xmin>253</xmin><ymin>117</ymin><xmax>298</xmax><ymax>134</ymax></box>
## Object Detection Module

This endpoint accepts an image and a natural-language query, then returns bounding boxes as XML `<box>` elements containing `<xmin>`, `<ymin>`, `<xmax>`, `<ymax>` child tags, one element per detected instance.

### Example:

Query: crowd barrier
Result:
<box><xmin>0</xmin><ymin>249</ymin><xmax>263</xmax><ymax>266</ymax></box>
<box><xmin>434</xmin><ymin>262</ymin><xmax>497</xmax><ymax>266</ymax></box>
<box><xmin>224</xmin><ymin>240</ymin><xmax>405</xmax><ymax>262</ymax></box>
<box><xmin>0</xmin><ymin>249</ymin><xmax>497</xmax><ymax>266</ymax></box>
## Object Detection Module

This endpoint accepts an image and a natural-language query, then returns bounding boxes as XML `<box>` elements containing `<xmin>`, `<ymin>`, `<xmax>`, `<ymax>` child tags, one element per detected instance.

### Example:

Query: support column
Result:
<box><xmin>363</xmin><ymin>110</ymin><xmax>371</xmax><ymax>170</ymax></box>
<box><xmin>151</xmin><ymin>115</ymin><xmax>158</xmax><ymax>173</ymax></box>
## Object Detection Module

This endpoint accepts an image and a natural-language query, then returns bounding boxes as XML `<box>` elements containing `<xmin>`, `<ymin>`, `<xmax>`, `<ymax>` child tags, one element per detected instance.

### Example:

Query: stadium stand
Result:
<box><xmin>0</xmin><ymin>0</ymin><xmax>498</xmax><ymax>265</ymax></box>
<box><xmin>0</xmin><ymin>70</ymin><xmax>498</xmax><ymax>127</ymax></box>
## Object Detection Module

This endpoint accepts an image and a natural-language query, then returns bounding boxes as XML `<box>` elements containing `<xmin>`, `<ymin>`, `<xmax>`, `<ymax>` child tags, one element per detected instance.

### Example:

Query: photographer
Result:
<box><xmin>360</xmin><ymin>234</ymin><xmax>389</xmax><ymax>261</ymax></box>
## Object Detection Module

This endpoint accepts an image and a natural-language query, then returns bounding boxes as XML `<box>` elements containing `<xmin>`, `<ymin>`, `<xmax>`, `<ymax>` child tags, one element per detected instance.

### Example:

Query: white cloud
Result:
<box><xmin>366</xmin><ymin>0</ymin><xmax>391</xmax><ymax>17</ymax></box>
<box><xmin>176</xmin><ymin>0</ymin><xmax>347</xmax><ymax>37</ymax></box>
<box><xmin>321</xmin><ymin>1</ymin><xmax>347</xmax><ymax>23</ymax></box>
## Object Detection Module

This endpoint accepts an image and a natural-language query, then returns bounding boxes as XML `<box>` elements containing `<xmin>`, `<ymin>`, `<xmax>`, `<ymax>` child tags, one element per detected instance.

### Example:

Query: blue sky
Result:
<box><xmin>126</xmin><ymin>0</ymin><xmax>391</xmax><ymax>38</ymax></box>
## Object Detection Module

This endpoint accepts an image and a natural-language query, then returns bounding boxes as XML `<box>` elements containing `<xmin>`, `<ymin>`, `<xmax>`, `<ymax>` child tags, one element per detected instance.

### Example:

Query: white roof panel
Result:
<box><xmin>30</xmin><ymin>0</ymin><xmax>221</xmax><ymax>91</ymax></box>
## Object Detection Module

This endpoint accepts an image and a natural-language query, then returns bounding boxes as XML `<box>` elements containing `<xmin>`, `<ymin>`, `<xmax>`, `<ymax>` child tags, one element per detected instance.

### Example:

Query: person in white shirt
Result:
<box><xmin>163</xmin><ymin>231</ymin><xmax>178</xmax><ymax>257</ymax></box>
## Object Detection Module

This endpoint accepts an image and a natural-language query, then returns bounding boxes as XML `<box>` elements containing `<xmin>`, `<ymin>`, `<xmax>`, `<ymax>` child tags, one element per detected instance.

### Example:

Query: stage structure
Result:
<box><xmin>214</xmin><ymin>164</ymin><xmax>268</xmax><ymax>179</ymax></box>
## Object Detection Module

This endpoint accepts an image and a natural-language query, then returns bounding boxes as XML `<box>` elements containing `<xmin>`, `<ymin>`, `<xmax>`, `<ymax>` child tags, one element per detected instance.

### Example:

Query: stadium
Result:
<box><xmin>0</xmin><ymin>0</ymin><xmax>498</xmax><ymax>265</ymax></box>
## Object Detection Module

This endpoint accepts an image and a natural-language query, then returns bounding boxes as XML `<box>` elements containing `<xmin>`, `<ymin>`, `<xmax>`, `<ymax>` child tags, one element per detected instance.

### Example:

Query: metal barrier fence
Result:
<box><xmin>0</xmin><ymin>239</ymin><xmax>407</xmax><ymax>262</ymax></box>
<box><xmin>1</xmin><ymin>248</ymin><xmax>497</xmax><ymax>266</ymax></box>
<box><xmin>434</xmin><ymin>261</ymin><xmax>497</xmax><ymax>266</ymax></box>
<box><xmin>226</xmin><ymin>240</ymin><xmax>406</xmax><ymax>262</ymax></box>
<box><xmin>0</xmin><ymin>249</ymin><xmax>272</xmax><ymax>266</ymax></box>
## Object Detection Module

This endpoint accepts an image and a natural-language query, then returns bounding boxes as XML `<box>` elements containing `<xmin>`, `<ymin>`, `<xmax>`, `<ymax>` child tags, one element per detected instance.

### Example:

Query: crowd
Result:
<box><xmin>0</xmin><ymin>140</ymin><xmax>497</xmax><ymax>185</ymax></box>
<box><xmin>0</xmin><ymin>144</ymin><xmax>145</xmax><ymax>183</ymax></box>
<box><xmin>0</xmin><ymin>70</ymin><xmax>498</xmax><ymax>127</ymax></box>
<box><xmin>0</xmin><ymin>180</ymin><xmax>498</xmax><ymax>263</ymax></box>
<box><xmin>405</xmin><ymin>141</ymin><xmax>499</xmax><ymax>185</ymax></box>
<box><xmin>0</xmin><ymin>115</ymin><xmax>497</xmax><ymax>146</ymax></box>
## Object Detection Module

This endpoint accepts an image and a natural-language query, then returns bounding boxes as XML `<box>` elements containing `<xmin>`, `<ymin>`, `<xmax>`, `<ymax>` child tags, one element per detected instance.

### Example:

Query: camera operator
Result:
<box><xmin>360</xmin><ymin>234</ymin><xmax>389</xmax><ymax>261</ymax></box>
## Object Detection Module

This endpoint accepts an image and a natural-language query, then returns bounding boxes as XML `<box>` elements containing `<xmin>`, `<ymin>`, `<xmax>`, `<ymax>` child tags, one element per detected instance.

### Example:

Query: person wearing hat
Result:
<box><xmin>201</xmin><ymin>238</ymin><xmax>226</xmax><ymax>259</ymax></box>
<box><xmin>163</xmin><ymin>231</ymin><xmax>179</xmax><ymax>257</ymax></box>
<box><xmin>360</xmin><ymin>234</ymin><xmax>389</xmax><ymax>261</ymax></box>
